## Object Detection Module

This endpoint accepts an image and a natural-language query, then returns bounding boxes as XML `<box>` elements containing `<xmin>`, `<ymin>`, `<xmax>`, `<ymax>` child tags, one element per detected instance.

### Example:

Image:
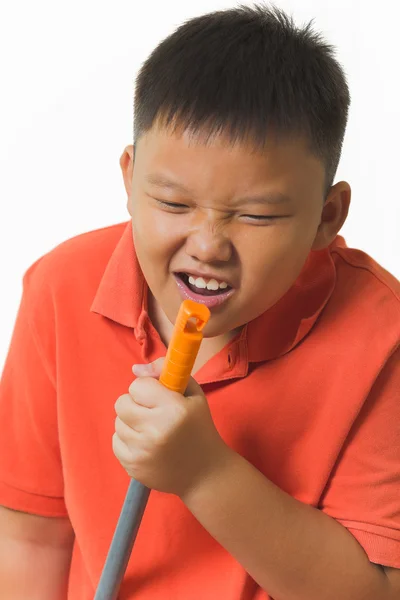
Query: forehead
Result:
<box><xmin>135</xmin><ymin>125</ymin><xmax>326</xmax><ymax>200</ymax></box>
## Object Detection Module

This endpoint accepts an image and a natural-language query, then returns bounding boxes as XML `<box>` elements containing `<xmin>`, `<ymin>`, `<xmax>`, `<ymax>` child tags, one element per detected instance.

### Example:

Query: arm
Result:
<box><xmin>115</xmin><ymin>353</ymin><xmax>400</xmax><ymax>600</ymax></box>
<box><xmin>181</xmin><ymin>448</ymin><xmax>397</xmax><ymax>600</ymax></box>
<box><xmin>0</xmin><ymin>265</ymin><xmax>73</xmax><ymax>598</ymax></box>
<box><xmin>0</xmin><ymin>505</ymin><xmax>74</xmax><ymax>600</ymax></box>
<box><xmin>180</xmin><ymin>348</ymin><xmax>400</xmax><ymax>600</ymax></box>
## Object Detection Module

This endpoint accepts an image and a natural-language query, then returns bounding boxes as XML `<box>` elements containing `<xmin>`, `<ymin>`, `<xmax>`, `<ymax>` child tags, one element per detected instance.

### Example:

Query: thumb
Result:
<box><xmin>132</xmin><ymin>357</ymin><xmax>165</xmax><ymax>378</ymax></box>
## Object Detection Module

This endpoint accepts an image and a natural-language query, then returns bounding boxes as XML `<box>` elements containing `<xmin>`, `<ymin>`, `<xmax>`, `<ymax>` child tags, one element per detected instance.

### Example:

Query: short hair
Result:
<box><xmin>133</xmin><ymin>3</ymin><xmax>350</xmax><ymax>194</ymax></box>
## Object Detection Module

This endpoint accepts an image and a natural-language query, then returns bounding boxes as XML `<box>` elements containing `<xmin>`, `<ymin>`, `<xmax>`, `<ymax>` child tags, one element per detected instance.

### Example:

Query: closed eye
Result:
<box><xmin>153</xmin><ymin>198</ymin><xmax>287</xmax><ymax>222</ymax></box>
<box><xmin>243</xmin><ymin>215</ymin><xmax>275</xmax><ymax>219</ymax></box>
<box><xmin>155</xmin><ymin>199</ymin><xmax>189</xmax><ymax>210</ymax></box>
<box><xmin>241</xmin><ymin>214</ymin><xmax>280</xmax><ymax>222</ymax></box>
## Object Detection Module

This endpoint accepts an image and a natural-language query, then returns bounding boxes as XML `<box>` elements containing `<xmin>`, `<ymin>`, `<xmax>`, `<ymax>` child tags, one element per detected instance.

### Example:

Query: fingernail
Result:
<box><xmin>132</xmin><ymin>363</ymin><xmax>152</xmax><ymax>376</ymax></box>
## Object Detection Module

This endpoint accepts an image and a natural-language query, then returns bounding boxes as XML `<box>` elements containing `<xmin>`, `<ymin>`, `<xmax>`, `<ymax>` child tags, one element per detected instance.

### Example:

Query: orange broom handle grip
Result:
<box><xmin>159</xmin><ymin>300</ymin><xmax>210</xmax><ymax>394</ymax></box>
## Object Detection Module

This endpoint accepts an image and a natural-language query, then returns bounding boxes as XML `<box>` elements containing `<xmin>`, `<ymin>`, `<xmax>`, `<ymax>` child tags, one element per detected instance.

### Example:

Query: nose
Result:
<box><xmin>185</xmin><ymin>215</ymin><xmax>232</xmax><ymax>264</ymax></box>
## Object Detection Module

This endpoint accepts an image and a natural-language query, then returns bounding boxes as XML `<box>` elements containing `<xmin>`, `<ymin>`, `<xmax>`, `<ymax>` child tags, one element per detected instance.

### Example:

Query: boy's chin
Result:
<box><xmin>201</xmin><ymin>318</ymin><xmax>243</xmax><ymax>340</ymax></box>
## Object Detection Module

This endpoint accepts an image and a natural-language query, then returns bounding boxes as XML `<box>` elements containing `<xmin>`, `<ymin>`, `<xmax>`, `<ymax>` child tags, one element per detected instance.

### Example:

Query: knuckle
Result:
<box><xmin>172</xmin><ymin>400</ymin><xmax>187</xmax><ymax>423</ymax></box>
<box><xmin>112</xmin><ymin>432</ymin><xmax>133</xmax><ymax>464</ymax></box>
<box><xmin>115</xmin><ymin>414</ymin><xmax>138</xmax><ymax>440</ymax></box>
<box><xmin>151</xmin><ymin>424</ymin><xmax>171</xmax><ymax>449</ymax></box>
<box><xmin>114</xmin><ymin>393</ymin><xmax>130</xmax><ymax>415</ymax></box>
<box><xmin>129</xmin><ymin>377</ymin><xmax>144</xmax><ymax>396</ymax></box>
<box><xmin>112</xmin><ymin>432</ymin><xmax>122</xmax><ymax>457</ymax></box>
<box><xmin>114</xmin><ymin>416</ymin><xmax>124</xmax><ymax>437</ymax></box>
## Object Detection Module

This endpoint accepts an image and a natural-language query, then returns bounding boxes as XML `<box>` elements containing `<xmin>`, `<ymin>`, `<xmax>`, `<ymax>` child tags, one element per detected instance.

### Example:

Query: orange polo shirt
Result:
<box><xmin>0</xmin><ymin>219</ymin><xmax>399</xmax><ymax>600</ymax></box>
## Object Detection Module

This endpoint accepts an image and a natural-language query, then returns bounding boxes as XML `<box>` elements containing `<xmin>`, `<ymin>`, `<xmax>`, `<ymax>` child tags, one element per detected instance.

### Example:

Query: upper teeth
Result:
<box><xmin>188</xmin><ymin>275</ymin><xmax>229</xmax><ymax>291</ymax></box>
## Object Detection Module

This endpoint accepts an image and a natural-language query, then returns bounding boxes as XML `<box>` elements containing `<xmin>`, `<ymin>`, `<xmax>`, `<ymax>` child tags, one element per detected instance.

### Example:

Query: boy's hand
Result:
<box><xmin>112</xmin><ymin>358</ymin><xmax>231</xmax><ymax>498</ymax></box>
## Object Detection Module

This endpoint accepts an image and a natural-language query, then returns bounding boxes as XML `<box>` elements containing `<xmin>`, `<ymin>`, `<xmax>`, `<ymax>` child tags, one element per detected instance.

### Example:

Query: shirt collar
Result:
<box><xmin>90</xmin><ymin>220</ymin><xmax>337</xmax><ymax>362</ymax></box>
<box><xmin>246</xmin><ymin>246</ymin><xmax>336</xmax><ymax>362</ymax></box>
<box><xmin>90</xmin><ymin>220</ymin><xmax>145</xmax><ymax>329</ymax></box>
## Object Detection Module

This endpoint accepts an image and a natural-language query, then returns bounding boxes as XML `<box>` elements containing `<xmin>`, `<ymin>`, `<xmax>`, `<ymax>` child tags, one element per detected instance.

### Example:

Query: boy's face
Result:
<box><xmin>123</xmin><ymin>125</ymin><xmax>349</xmax><ymax>337</ymax></box>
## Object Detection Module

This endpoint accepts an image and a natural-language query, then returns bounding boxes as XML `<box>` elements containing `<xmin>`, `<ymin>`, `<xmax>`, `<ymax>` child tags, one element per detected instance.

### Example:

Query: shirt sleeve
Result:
<box><xmin>0</xmin><ymin>260</ymin><xmax>67</xmax><ymax>517</ymax></box>
<box><xmin>320</xmin><ymin>346</ymin><xmax>400</xmax><ymax>568</ymax></box>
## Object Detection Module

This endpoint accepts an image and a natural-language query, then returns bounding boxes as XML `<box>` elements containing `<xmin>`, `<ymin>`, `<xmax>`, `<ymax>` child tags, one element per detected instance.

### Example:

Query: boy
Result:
<box><xmin>0</xmin><ymin>4</ymin><xmax>399</xmax><ymax>600</ymax></box>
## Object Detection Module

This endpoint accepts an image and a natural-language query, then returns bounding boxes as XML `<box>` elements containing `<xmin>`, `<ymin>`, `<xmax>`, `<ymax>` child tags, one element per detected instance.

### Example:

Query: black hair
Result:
<box><xmin>133</xmin><ymin>3</ymin><xmax>350</xmax><ymax>194</ymax></box>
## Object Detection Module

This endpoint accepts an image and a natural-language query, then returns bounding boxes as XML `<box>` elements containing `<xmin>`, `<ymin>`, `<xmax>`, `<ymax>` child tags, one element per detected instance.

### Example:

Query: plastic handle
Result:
<box><xmin>94</xmin><ymin>300</ymin><xmax>210</xmax><ymax>600</ymax></box>
<box><xmin>159</xmin><ymin>299</ymin><xmax>210</xmax><ymax>393</ymax></box>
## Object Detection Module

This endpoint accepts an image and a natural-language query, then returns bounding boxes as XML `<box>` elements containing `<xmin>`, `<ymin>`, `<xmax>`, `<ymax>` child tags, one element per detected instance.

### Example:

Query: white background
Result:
<box><xmin>1</xmin><ymin>0</ymin><xmax>399</xmax><ymax>368</ymax></box>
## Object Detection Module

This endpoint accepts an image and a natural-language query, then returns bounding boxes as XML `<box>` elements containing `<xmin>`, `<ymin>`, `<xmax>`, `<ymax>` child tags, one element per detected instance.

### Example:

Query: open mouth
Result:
<box><xmin>174</xmin><ymin>272</ymin><xmax>235</xmax><ymax>308</ymax></box>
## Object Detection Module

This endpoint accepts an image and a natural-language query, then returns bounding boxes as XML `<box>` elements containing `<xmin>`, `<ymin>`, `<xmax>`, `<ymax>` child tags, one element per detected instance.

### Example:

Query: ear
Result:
<box><xmin>119</xmin><ymin>145</ymin><xmax>135</xmax><ymax>198</ymax></box>
<box><xmin>311</xmin><ymin>181</ymin><xmax>351</xmax><ymax>251</ymax></box>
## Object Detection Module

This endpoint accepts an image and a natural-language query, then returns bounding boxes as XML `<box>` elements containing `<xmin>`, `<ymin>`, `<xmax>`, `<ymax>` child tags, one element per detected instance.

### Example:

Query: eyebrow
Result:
<box><xmin>146</xmin><ymin>174</ymin><xmax>193</xmax><ymax>194</ymax></box>
<box><xmin>145</xmin><ymin>174</ymin><xmax>292</xmax><ymax>206</ymax></box>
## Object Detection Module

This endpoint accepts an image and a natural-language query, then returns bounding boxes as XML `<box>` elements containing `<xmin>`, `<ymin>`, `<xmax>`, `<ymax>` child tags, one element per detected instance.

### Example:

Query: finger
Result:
<box><xmin>115</xmin><ymin>393</ymin><xmax>152</xmax><ymax>428</ymax></box>
<box><xmin>132</xmin><ymin>357</ymin><xmax>165</xmax><ymax>378</ymax></box>
<box><xmin>115</xmin><ymin>415</ymin><xmax>142</xmax><ymax>440</ymax></box>
<box><xmin>112</xmin><ymin>432</ymin><xmax>133</xmax><ymax>465</ymax></box>
<box><xmin>128</xmin><ymin>376</ymin><xmax>174</xmax><ymax>409</ymax></box>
